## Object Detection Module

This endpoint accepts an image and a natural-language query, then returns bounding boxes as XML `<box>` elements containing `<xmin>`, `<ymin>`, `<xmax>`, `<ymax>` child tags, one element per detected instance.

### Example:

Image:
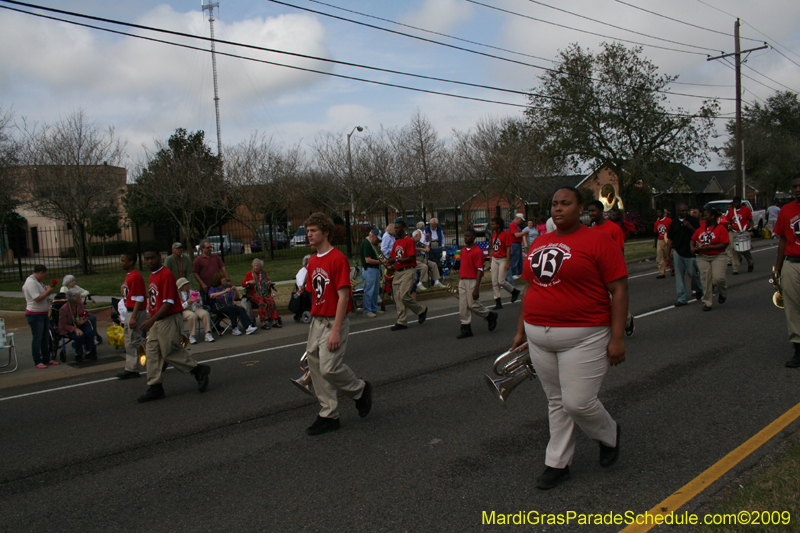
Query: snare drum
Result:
<box><xmin>733</xmin><ymin>233</ymin><xmax>752</xmax><ymax>253</ymax></box>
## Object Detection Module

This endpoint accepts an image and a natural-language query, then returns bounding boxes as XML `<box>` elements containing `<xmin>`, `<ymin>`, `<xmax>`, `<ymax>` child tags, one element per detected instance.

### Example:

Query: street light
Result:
<box><xmin>346</xmin><ymin>125</ymin><xmax>364</xmax><ymax>224</ymax></box>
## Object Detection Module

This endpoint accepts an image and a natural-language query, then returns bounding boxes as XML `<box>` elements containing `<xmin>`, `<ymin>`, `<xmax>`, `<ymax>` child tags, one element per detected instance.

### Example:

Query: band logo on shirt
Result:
<box><xmin>122</xmin><ymin>283</ymin><xmax>129</xmax><ymax>301</ymax></box>
<box><xmin>311</xmin><ymin>268</ymin><xmax>330</xmax><ymax>301</ymax></box>
<box><xmin>792</xmin><ymin>217</ymin><xmax>800</xmax><ymax>239</ymax></box>
<box><xmin>395</xmin><ymin>247</ymin><xmax>404</xmax><ymax>259</ymax></box>
<box><xmin>529</xmin><ymin>243</ymin><xmax>572</xmax><ymax>285</ymax></box>
<box><xmin>699</xmin><ymin>231</ymin><xmax>714</xmax><ymax>245</ymax></box>
<box><xmin>658</xmin><ymin>225</ymin><xmax>667</xmax><ymax>235</ymax></box>
<box><xmin>148</xmin><ymin>284</ymin><xmax>158</xmax><ymax>309</ymax></box>
<box><xmin>492</xmin><ymin>238</ymin><xmax>501</xmax><ymax>253</ymax></box>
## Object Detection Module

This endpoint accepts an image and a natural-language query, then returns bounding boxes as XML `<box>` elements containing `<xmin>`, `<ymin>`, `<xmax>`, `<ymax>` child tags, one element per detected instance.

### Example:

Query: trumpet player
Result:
<box><xmin>388</xmin><ymin>218</ymin><xmax>428</xmax><ymax>331</ymax></box>
<box><xmin>117</xmin><ymin>251</ymin><xmax>145</xmax><ymax>380</ymax></box>
<box><xmin>511</xmin><ymin>187</ymin><xmax>627</xmax><ymax>490</ymax></box>
<box><xmin>456</xmin><ymin>229</ymin><xmax>498</xmax><ymax>339</ymax></box>
<box><xmin>774</xmin><ymin>173</ymin><xmax>800</xmax><ymax>368</ymax></box>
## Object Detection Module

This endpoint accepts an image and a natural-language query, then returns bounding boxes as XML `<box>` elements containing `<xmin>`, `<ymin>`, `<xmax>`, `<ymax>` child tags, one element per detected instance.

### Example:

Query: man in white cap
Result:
<box><xmin>506</xmin><ymin>212</ymin><xmax>526</xmax><ymax>284</ymax></box>
<box><xmin>165</xmin><ymin>242</ymin><xmax>193</xmax><ymax>289</ymax></box>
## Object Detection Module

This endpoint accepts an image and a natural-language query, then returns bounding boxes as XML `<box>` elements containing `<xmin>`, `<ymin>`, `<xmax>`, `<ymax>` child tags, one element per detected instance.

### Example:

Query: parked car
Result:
<box><xmin>703</xmin><ymin>199</ymin><xmax>766</xmax><ymax>235</ymax></box>
<box><xmin>471</xmin><ymin>217</ymin><xmax>489</xmax><ymax>236</ymax></box>
<box><xmin>250</xmin><ymin>232</ymin><xmax>289</xmax><ymax>253</ymax></box>
<box><xmin>195</xmin><ymin>235</ymin><xmax>245</xmax><ymax>256</ymax></box>
<box><xmin>290</xmin><ymin>226</ymin><xmax>308</xmax><ymax>247</ymax></box>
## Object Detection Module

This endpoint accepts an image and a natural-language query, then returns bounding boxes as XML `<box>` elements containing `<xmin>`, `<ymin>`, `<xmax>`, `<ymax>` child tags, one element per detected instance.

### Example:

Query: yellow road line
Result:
<box><xmin>620</xmin><ymin>399</ymin><xmax>800</xmax><ymax>533</ymax></box>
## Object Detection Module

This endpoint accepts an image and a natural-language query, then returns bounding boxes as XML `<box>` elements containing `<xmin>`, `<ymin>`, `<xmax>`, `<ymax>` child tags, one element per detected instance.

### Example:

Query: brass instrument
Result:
<box><xmin>484</xmin><ymin>343</ymin><xmax>536</xmax><ymax>405</ymax></box>
<box><xmin>290</xmin><ymin>351</ymin><xmax>315</xmax><ymax>396</ymax></box>
<box><xmin>771</xmin><ymin>266</ymin><xmax>784</xmax><ymax>308</ymax></box>
<box><xmin>137</xmin><ymin>333</ymin><xmax>189</xmax><ymax>368</ymax></box>
<box><xmin>378</xmin><ymin>253</ymin><xmax>395</xmax><ymax>277</ymax></box>
<box><xmin>442</xmin><ymin>283</ymin><xmax>460</xmax><ymax>299</ymax></box>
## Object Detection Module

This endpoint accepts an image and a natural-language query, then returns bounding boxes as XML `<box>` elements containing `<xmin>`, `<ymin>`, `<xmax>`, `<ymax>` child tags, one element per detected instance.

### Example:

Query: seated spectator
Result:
<box><xmin>208</xmin><ymin>273</ymin><xmax>257</xmax><ymax>336</ymax></box>
<box><xmin>415</xmin><ymin>222</ymin><xmax>429</xmax><ymax>245</ymax></box>
<box><xmin>58</xmin><ymin>287</ymin><xmax>96</xmax><ymax>362</ymax></box>
<box><xmin>295</xmin><ymin>255</ymin><xmax>310</xmax><ymax>290</ymax></box>
<box><xmin>425</xmin><ymin>218</ymin><xmax>445</xmax><ymax>262</ymax></box>
<box><xmin>193</xmin><ymin>240</ymin><xmax>230</xmax><ymax>304</ymax></box>
<box><xmin>293</xmin><ymin>255</ymin><xmax>312</xmax><ymax>322</ymax></box>
<box><xmin>413</xmin><ymin>229</ymin><xmax>443</xmax><ymax>291</ymax></box>
<box><xmin>60</xmin><ymin>274</ymin><xmax>100</xmax><ymax>345</ymax></box>
<box><xmin>242</xmin><ymin>258</ymin><xmax>282</xmax><ymax>329</ymax></box>
<box><xmin>177</xmin><ymin>277</ymin><xmax>214</xmax><ymax>343</ymax></box>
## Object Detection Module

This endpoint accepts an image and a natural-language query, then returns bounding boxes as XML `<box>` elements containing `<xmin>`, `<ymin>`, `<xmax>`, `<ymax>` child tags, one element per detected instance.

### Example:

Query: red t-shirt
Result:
<box><xmin>305</xmin><ymin>247</ymin><xmax>353</xmax><ymax>317</ymax></box>
<box><xmin>522</xmin><ymin>226</ymin><xmax>627</xmax><ymax>327</ymax></box>
<box><xmin>592</xmin><ymin>220</ymin><xmax>625</xmax><ymax>251</ymax></box>
<box><xmin>654</xmin><ymin>217</ymin><xmax>672</xmax><ymax>240</ymax></box>
<box><xmin>459</xmin><ymin>246</ymin><xmax>485</xmax><ymax>279</ymax></box>
<box><xmin>691</xmin><ymin>223</ymin><xmax>730</xmax><ymax>255</ymax></box>
<box><xmin>123</xmin><ymin>269</ymin><xmax>146</xmax><ymax>310</ymax></box>
<box><xmin>391</xmin><ymin>236</ymin><xmax>417</xmax><ymax>270</ymax></box>
<box><xmin>725</xmin><ymin>206</ymin><xmax>752</xmax><ymax>232</ymax></box>
<box><xmin>491</xmin><ymin>231</ymin><xmax>512</xmax><ymax>258</ymax></box>
<box><xmin>147</xmin><ymin>266</ymin><xmax>183</xmax><ymax>317</ymax></box>
<box><xmin>774</xmin><ymin>201</ymin><xmax>800</xmax><ymax>257</ymax></box>
<box><xmin>508</xmin><ymin>222</ymin><xmax>523</xmax><ymax>243</ymax></box>
<box><xmin>192</xmin><ymin>254</ymin><xmax>225</xmax><ymax>287</ymax></box>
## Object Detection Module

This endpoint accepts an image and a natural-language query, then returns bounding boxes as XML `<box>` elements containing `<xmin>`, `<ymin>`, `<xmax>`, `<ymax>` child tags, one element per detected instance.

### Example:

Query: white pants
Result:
<box><xmin>490</xmin><ymin>256</ymin><xmax>515</xmax><ymax>299</ymax></box>
<box><xmin>525</xmin><ymin>323</ymin><xmax>617</xmax><ymax>468</ymax></box>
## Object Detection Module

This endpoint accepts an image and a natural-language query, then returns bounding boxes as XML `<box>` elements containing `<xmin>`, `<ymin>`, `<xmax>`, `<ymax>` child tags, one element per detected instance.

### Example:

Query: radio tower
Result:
<box><xmin>202</xmin><ymin>1</ymin><xmax>222</xmax><ymax>156</ymax></box>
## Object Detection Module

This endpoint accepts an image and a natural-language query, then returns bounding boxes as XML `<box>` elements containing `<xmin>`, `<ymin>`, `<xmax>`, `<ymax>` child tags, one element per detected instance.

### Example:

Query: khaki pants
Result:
<box><xmin>656</xmin><ymin>239</ymin><xmax>668</xmax><ymax>275</ymax></box>
<box><xmin>306</xmin><ymin>317</ymin><xmax>365</xmax><ymax>419</ymax></box>
<box><xmin>416</xmin><ymin>258</ymin><xmax>441</xmax><ymax>286</ymax></box>
<box><xmin>182</xmin><ymin>308</ymin><xmax>211</xmax><ymax>337</ymax></box>
<box><xmin>490</xmin><ymin>256</ymin><xmax>515</xmax><ymax>299</ymax></box>
<box><xmin>525</xmin><ymin>323</ymin><xmax>617</xmax><ymax>469</ymax></box>
<box><xmin>459</xmin><ymin>278</ymin><xmax>490</xmax><ymax>325</ymax></box>
<box><xmin>394</xmin><ymin>267</ymin><xmax>426</xmax><ymax>325</ymax></box>
<box><xmin>697</xmin><ymin>253</ymin><xmax>727</xmax><ymax>308</ymax></box>
<box><xmin>145</xmin><ymin>312</ymin><xmax>198</xmax><ymax>386</ymax></box>
<box><xmin>728</xmin><ymin>230</ymin><xmax>753</xmax><ymax>272</ymax></box>
<box><xmin>123</xmin><ymin>309</ymin><xmax>148</xmax><ymax>373</ymax></box>
<box><xmin>781</xmin><ymin>262</ymin><xmax>800</xmax><ymax>343</ymax></box>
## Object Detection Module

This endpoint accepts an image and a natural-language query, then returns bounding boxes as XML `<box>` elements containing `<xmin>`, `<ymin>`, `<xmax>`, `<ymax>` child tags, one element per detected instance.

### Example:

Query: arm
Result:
<box><xmin>243</xmin><ymin>270</ymin><xmax>255</xmax><ymax>286</ymax></box>
<box><xmin>327</xmin><ymin>287</ymin><xmax>350</xmax><ymax>351</ymax></box>
<box><xmin>472</xmin><ymin>269</ymin><xmax>483</xmax><ymax>300</ymax></box>
<box><xmin>510</xmin><ymin>284</ymin><xmax>528</xmax><ymax>351</ymax></box>
<box><xmin>33</xmin><ymin>286</ymin><xmax>54</xmax><ymax>302</ymax></box>
<box><xmin>59</xmin><ymin>306</ymin><xmax>77</xmax><ymax>335</ymax></box>
<box><xmin>604</xmin><ymin>277</ymin><xmax>628</xmax><ymax>366</ymax></box>
<box><xmin>140</xmin><ymin>298</ymin><xmax>175</xmax><ymax>332</ymax></box>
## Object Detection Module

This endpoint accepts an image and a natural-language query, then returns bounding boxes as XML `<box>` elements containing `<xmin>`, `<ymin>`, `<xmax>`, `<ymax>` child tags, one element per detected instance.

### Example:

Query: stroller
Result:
<box><xmin>440</xmin><ymin>244</ymin><xmax>461</xmax><ymax>281</ymax></box>
<box><xmin>350</xmin><ymin>265</ymin><xmax>365</xmax><ymax>312</ymax></box>
<box><xmin>49</xmin><ymin>293</ymin><xmax>97</xmax><ymax>363</ymax></box>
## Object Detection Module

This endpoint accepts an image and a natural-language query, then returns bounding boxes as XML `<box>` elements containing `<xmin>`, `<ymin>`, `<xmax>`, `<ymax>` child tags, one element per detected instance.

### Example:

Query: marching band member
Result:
<box><xmin>725</xmin><ymin>196</ymin><xmax>755</xmax><ymax>275</ymax></box>
<box><xmin>691</xmin><ymin>208</ymin><xmax>729</xmax><ymax>312</ymax></box>
<box><xmin>456</xmin><ymin>229</ymin><xmax>498</xmax><ymax>339</ymax></box>
<box><xmin>489</xmin><ymin>217</ymin><xmax>520</xmax><ymax>310</ymax></box>
<box><xmin>117</xmin><ymin>252</ymin><xmax>145</xmax><ymax>380</ymax></box>
<box><xmin>774</xmin><ymin>174</ymin><xmax>800</xmax><ymax>368</ymax></box>
<box><xmin>303</xmin><ymin>213</ymin><xmax>372</xmax><ymax>435</ymax></box>
<box><xmin>388</xmin><ymin>218</ymin><xmax>427</xmax><ymax>331</ymax></box>
<box><xmin>510</xmin><ymin>186</ymin><xmax>627</xmax><ymax>490</ymax></box>
<box><xmin>653</xmin><ymin>208</ymin><xmax>672</xmax><ymax>278</ymax></box>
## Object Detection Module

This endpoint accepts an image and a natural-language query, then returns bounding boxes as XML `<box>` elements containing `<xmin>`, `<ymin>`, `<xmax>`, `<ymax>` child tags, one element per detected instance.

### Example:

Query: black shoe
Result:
<box><xmin>137</xmin><ymin>384</ymin><xmax>165</xmax><ymax>403</ymax></box>
<box><xmin>510</xmin><ymin>288</ymin><xmax>520</xmax><ymax>303</ymax></box>
<box><xmin>536</xmin><ymin>465</ymin><xmax>571</xmax><ymax>490</ymax></box>
<box><xmin>355</xmin><ymin>381</ymin><xmax>372</xmax><ymax>418</ymax></box>
<box><xmin>456</xmin><ymin>325</ymin><xmax>473</xmax><ymax>339</ymax></box>
<box><xmin>487</xmin><ymin>311</ymin><xmax>498</xmax><ymax>331</ymax></box>
<box><xmin>703</xmin><ymin>305</ymin><xmax>712</xmax><ymax>311</ymax></box>
<box><xmin>306</xmin><ymin>415</ymin><xmax>340</xmax><ymax>435</ymax></box>
<box><xmin>418</xmin><ymin>307</ymin><xmax>428</xmax><ymax>324</ymax></box>
<box><xmin>786</xmin><ymin>353</ymin><xmax>800</xmax><ymax>368</ymax></box>
<box><xmin>694</xmin><ymin>291</ymin><xmax>703</xmax><ymax>301</ymax></box>
<box><xmin>192</xmin><ymin>364</ymin><xmax>211</xmax><ymax>393</ymax></box>
<box><xmin>733</xmin><ymin>271</ymin><xmax>739</xmax><ymax>275</ymax></box>
<box><xmin>599</xmin><ymin>424</ymin><xmax>621</xmax><ymax>467</ymax></box>
<box><xmin>390</xmin><ymin>324</ymin><xmax>408</xmax><ymax>331</ymax></box>
<box><xmin>87</xmin><ymin>347</ymin><xmax>97</xmax><ymax>361</ymax></box>
<box><xmin>719</xmin><ymin>293</ymin><xmax>726</xmax><ymax>304</ymax></box>
<box><xmin>75</xmin><ymin>354</ymin><xmax>84</xmax><ymax>363</ymax></box>
<box><xmin>625</xmin><ymin>316</ymin><xmax>635</xmax><ymax>337</ymax></box>
<box><xmin>162</xmin><ymin>361</ymin><xmax>169</xmax><ymax>372</ymax></box>
<box><xmin>656</xmin><ymin>275</ymin><xmax>666</xmax><ymax>279</ymax></box>
<box><xmin>748</xmin><ymin>263</ymin><xmax>754</xmax><ymax>273</ymax></box>
<box><xmin>116</xmin><ymin>370</ymin><xmax>140</xmax><ymax>380</ymax></box>
<box><xmin>494</xmin><ymin>298</ymin><xmax>503</xmax><ymax>310</ymax></box>
<box><xmin>675</xmin><ymin>301</ymin><xmax>688</xmax><ymax>307</ymax></box>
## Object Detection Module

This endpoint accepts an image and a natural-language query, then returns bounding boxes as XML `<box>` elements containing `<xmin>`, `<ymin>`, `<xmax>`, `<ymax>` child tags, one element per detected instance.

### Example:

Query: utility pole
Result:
<box><xmin>707</xmin><ymin>20</ymin><xmax>767</xmax><ymax>199</ymax></box>
<box><xmin>202</xmin><ymin>1</ymin><xmax>222</xmax><ymax>157</ymax></box>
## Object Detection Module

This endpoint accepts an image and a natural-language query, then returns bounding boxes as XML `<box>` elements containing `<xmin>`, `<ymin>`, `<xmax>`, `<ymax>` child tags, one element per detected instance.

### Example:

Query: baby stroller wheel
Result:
<box><xmin>59</xmin><ymin>349</ymin><xmax>67</xmax><ymax>362</ymax></box>
<box><xmin>301</xmin><ymin>311</ymin><xmax>312</xmax><ymax>324</ymax></box>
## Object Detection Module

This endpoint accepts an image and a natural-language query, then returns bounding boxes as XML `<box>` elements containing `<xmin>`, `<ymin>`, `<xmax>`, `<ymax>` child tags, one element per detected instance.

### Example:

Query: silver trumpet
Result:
<box><xmin>484</xmin><ymin>343</ymin><xmax>536</xmax><ymax>405</ymax></box>
<box><xmin>291</xmin><ymin>351</ymin><xmax>315</xmax><ymax>396</ymax></box>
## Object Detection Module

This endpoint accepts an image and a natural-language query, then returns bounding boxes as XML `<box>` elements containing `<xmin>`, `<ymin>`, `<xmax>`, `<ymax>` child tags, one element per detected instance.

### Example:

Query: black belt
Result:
<box><xmin>126</xmin><ymin>307</ymin><xmax>134</xmax><ymax>312</ymax></box>
<box><xmin>787</xmin><ymin>257</ymin><xmax>800</xmax><ymax>263</ymax></box>
<box><xmin>363</xmin><ymin>265</ymin><xmax>379</xmax><ymax>269</ymax></box>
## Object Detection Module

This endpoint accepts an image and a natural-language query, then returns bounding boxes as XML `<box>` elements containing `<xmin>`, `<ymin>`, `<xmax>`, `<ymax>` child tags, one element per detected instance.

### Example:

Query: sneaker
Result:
<box><xmin>364</xmin><ymin>312</ymin><xmax>377</xmax><ymax>318</ymax></box>
<box><xmin>599</xmin><ymin>424</ymin><xmax>621</xmax><ymax>467</ymax></box>
<box><xmin>390</xmin><ymin>324</ymin><xmax>408</xmax><ymax>331</ymax></box>
<box><xmin>116</xmin><ymin>370</ymin><xmax>140</xmax><ymax>380</ymax></box>
<box><xmin>719</xmin><ymin>293</ymin><xmax>726</xmax><ymax>304</ymax></box>
<box><xmin>625</xmin><ymin>316</ymin><xmax>635</xmax><ymax>337</ymax></box>
<box><xmin>786</xmin><ymin>354</ymin><xmax>800</xmax><ymax>368</ymax></box>
<box><xmin>457</xmin><ymin>325</ymin><xmax>473</xmax><ymax>339</ymax></box>
<box><xmin>675</xmin><ymin>301</ymin><xmax>688</xmax><ymax>307</ymax></box>
<box><xmin>205</xmin><ymin>332</ymin><xmax>215</xmax><ymax>343</ymax></box>
<box><xmin>232</xmin><ymin>328</ymin><xmax>243</xmax><ymax>336</ymax></box>
<box><xmin>47</xmin><ymin>360</ymin><xmax>60</xmax><ymax>366</ymax></box>
<box><xmin>189</xmin><ymin>335</ymin><xmax>197</xmax><ymax>345</ymax></box>
<box><xmin>192</xmin><ymin>364</ymin><xmax>211</xmax><ymax>393</ymax></box>
<box><xmin>376</xmin><ymin>310</ymin><xmax>385</xmax><ymax>315</ymax></box>
<box><xmin>306</xmin><ymin>415</ymin><xmax>340</xmax><ymax>435</ymax></box>
<box><xmin>487</xmin><ymin>311</ymin><xmax>498</xmax><ymax>331</ymax></box>
<box><xmin>748</xmin><ymin>263</ymin><xmax>754</xmax><ymax>273</ymax></box>
<box><xmin>536</xmin><ymin>465</ymin><xmax>571</xmax><ymax>490</ymax></box>
<box><xmin>732</xmin><ymin>271</ymin><xmax>739</xmax><ymax>275</ymax></box>
<box><xmin>245</xmin><ymin>324</ymin><xmax>258</xmax><ymax>335</ymax></box>
<box><xmin>512</xmin><ymin>275</ymin><xmax>520</xmax><ymax>280</ymax></box>
<box><xmin>433</xmin><ymin>281</ymin><xmax>443</xmax><ymax>288</ymax></box>
<box><xmin>703</xmin><ymin>305</ymin><xmax>712</xmax><ymax>312</ymax></box>
<box><xmin>416</xmin><ymin>283</ymin><xmax>426</xmax><ymax>291</ymax></box>
<box><xmin>137</xmin><ymin>384</ymin><xmax>165</xmax><ymax>403</ymax></box>
<box><xmin>510</xmin><ymin>288</ymin><xmax>520</xmax><ymax>303</ymax></box>
<box><xmin>355</xmin><ymin>381</ymin><xmax>373</xmax><ymax>418</ymax></box>
<box><xmin>418</xmin><ymin>307</ymin><xmax>428</xmax><ymax>324</ymax></box>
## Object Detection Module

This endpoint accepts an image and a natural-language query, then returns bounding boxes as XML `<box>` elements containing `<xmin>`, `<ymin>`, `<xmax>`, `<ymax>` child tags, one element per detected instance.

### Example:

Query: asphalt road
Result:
<box><xmin>2</xmin><ymin>242</ymin><xmax>799</xmax><ymax>532</ymax></box>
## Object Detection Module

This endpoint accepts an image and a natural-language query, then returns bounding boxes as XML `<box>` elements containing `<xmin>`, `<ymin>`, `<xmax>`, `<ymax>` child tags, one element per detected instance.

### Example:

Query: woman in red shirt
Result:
<box><xmin>691</xmin><ymin>207</ymin><xmax>729</xmax><ymax>311</ymax></box>
<box><xmin>242</xmin><ymin>258</ymin><xmax>281</xmax><ymax>329</ymax></box>
<box><xmin>510</xmin><ymin>186</ymin><xmax>628</xmax><ymax>490</ymax></box>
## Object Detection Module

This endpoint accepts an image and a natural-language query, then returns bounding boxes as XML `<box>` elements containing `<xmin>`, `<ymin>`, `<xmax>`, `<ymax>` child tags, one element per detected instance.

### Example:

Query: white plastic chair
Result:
<box><xmin>0</xmin><ymin>318</ymin><xmax>18</xmax><ymax>374</ymax></box>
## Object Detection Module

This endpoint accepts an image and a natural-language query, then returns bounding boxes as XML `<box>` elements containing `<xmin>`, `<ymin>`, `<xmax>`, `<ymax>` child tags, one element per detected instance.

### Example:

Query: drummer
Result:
<box><xmin>725</xmin><ymin>196</ymin><xmax>754</xmax><ymax>275</ymax></box>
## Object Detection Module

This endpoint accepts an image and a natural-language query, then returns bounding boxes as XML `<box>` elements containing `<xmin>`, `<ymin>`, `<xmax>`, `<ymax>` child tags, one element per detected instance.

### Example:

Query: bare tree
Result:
<box><xmin>394</xmin><ymin>110</ymin><xmax>447</xmax><ymax>219</ymax></box>
<box><xmin>18</xmin><ymin>109</ymin><xmax>126</xmax><ymax>273</ymax></box>
<box><xmin>451</xmin><ymin>118</ymin><xmax>505</xmax><ymax>225</ymax></box>
<box><xmin>0</xmin><ymin>107</ymin><xmax>21</xmax><ymax>234</ymax></box>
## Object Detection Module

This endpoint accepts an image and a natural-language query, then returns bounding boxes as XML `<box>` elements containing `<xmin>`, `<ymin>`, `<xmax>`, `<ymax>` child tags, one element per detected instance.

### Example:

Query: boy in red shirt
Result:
<box><xmin>136</xmin><ymin>246</ymin><xmax>211</xmax><ymax>403</ymax></box>
<box><xmin>774</xmin><ymin>173</ymin><xmax>800</xmax><ymax>367</ymax></box>
<box><xmin>725</xmin><ymin>196</ymin><xmax>755</xmax><ymax>274</ymax></box>
<box><xmin>388</xmin><ymin>217</ymin><xmax>427</xmax><ymax>330</ymax></box>
<box><xmin>489</xmin><ymin>217</ymin><xmax>521</xmax><ymax>310</ymax></box>
<box><xmin>117</xmin><ymin>251</ymin><xmax>145</xmax><ymax>380</ymax></box>
<box><xmin>653</xmin><ymin>208</ymin><xmax>672</xmax><ymax>278</ymax></box>
<box><xmin>457</xmin><ymin>229</ymin><xmax>498</xmax><ymax>339</ymax></box>
<box><xmin>303</xmin><ymin>213</ymin><xmax>372</xmax><ymax>435</ymax></box>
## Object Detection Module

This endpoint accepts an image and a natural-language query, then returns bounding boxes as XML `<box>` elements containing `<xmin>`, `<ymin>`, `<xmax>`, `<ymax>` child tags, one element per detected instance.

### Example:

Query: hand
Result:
<box><xmin>128</xmin><ymin>315</ymin><xmax>138</xmax><ymax>329</ymax></box>
<box><xmin>471</xmin><ymin>288</ymin><xmax>479</xmax><ymax>300</ymax></box>
<box><xmin>140</xmin><ymin>318</ymin><xmax>155</xmax><ymax>332</ymax></box>
<box><xmin>607</xmin><ymin>337</ymin><xmax>626</xmax><ymax>366</ymax></box>
<box><xmin>247</xmin><ymin>280</ymin><xmax>255</xmax><ymax>285</ymax></box>
<box><xmin>327</xmin><ymin>328</ymin><xmax>341</xmax><ymax>351</ymax></box>
<box><xmin>682</xmin><ymin>219</ymin><xmax>693</xmax><ymax>228</ymax></box>
<box><xmin>509</xmin><ymin>331</ymin><xmax>526</xmax><ymax>352</ymax></box>
<box><xmin>74</xmin><ymin>329</ymin><xmax>83</xmax><ymax>337</ymax></box>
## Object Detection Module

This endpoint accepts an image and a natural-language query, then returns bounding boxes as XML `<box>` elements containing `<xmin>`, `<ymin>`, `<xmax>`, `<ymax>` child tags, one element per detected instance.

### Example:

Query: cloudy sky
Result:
<box><xmin>1</xmin><ymin>0</ymin><xmax>799</xmax><ymax>170</ymax></box>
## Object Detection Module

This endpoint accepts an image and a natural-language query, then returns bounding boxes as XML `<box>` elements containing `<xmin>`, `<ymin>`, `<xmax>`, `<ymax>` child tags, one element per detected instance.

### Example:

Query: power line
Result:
<box><xmin>742</xmin><ymin>63</ymin><xmax>799</xmax><ymax>94</ymax></box>
<box><xmin>771</xmin><ymin>47</ymin><xmax>800</xmax><ymax>71</ymax></box>
<box><xmin>719</xmin><ymin>57</ymin><xmax>781</xmax><ymax>94</ymax></box>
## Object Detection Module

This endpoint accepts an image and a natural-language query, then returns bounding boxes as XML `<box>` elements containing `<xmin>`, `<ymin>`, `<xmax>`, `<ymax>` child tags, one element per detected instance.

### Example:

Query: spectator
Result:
<box><xmin>22</xmin><ymin>264</ymin><xmax>58</xmax><ymax>369</ymax></box>
<box><xmin>546</xmin><ymin>216</ymin><xmax>557</xmax><ymax>234</ymax></box>
<box><xmin>293</xmin><ymin>255</ymin><xmax>313</xmax><ymax>323</ymax></box>
<box><xmin>208</xmin><ymin>273</ymin><xmax>257</xmax><ymax>336</ymax></box>
<box><xmin>767</xmin><ymin>198</ymin><xmax>781</xmax><ymax>236</ymax></box>
<box><xmin>242</xmin><ymin>258</ymin><xmax>281</xmax><ymax>329</ymax></box>
<box><xmin>360</xmin><ymin>228</ymin><xmax>384</xmax><ymax>317</ymax></box>
<box><xmin>58</xmin><ymin>287</ymin><xmax>96</xmax><ymax>362</ymax></box>
<box><xmin>177</xmin><ymin>277</ymin><xmax>214</xmax><ymax>343</ymax></box>
<box><xmin>523</xmin><ymin>219</ymin><xmax>539</xmax><ymax>251</ymax></box>
<box><xmin>165</xmin><ymin>242</ymin><xmax>193</xmax><ymax>288</ymax></box>
<box><xmin>413</xmin><ymin>229</ymin><xmax>443</xmax><ymax>291</ymax></box>
<box><xmin>425</xmin><ymin>218</ymin><xmax>445</xmax><ymax>262</ymax></box>
<box><xmin>296</xmin><ymin>254</ymin><xmax>310</xmax><ymax>290</ymax></box>
<box><xmin>691</xmin><ymin>207</ymin><xmax>729</xmax><ymax>311</ymax></box>
<box><xmin>381</xmin><ymin>223</ymin><xmax>396</xmax><ymax>258</ymax></box>
<box><xmin>193</xmin><ymin>239</ymin><xmax>230</xmax><ymax>304</ymax></box>
<box><xmin>59</xmin><ymin>274</ymin><xmax>100</xmax><ymax>345</ymax></box>
<box><xmin>665</xmin><ymin>204</ymin><xmax>703</xmax><ymax>307</ymax></box>
<box><xmin>536</xmin><ymin>216</ymin><xmax>548</xmax><ymax>236</ymax></box>
<box><xmin>506</xmin><ymin>213</ymin><xmax>526</xmax><ymax>283</ymax></box>
<box><xmin>415</xmin><ymin>222</ymin><xmax>429</xmax><ymax>245</ymax></box>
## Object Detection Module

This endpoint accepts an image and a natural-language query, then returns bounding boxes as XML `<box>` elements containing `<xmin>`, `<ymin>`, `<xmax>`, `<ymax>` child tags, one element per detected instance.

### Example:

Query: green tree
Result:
<box><xmin>525</xmin><ymin>42</ymin><xmax>719</xmax><ymax>204</ymax></box>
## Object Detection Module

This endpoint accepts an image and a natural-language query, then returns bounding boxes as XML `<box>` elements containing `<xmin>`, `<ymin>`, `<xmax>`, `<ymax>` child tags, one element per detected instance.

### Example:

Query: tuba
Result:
<box><xmin>442</xmin><ymin>283</ymin><xmax>461</xmax><ymax>299</ymax></box>
<box><xmin>484</xmin><ymin>343</ymin><xmax>536</xmax><ymax>405</ymax></box>
<box><xmin>771</xmin><ymin>266</ymin><xmax>785</xmax><ymax>308</ymax></box>
<box><xmin>137</xmin><ymin>333</ymin><xmax>189</xmax><ymax>368</ymax></box>
<box><xmin>290</xmin><ymin>351</ymin><xmax>315</xmax><ymax>396</ymax></box>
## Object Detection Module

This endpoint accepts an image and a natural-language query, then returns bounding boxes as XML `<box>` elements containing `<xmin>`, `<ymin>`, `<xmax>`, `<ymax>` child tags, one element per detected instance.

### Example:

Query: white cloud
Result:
<box><xmin>400</xmin><ymin>0</ymin><xmax>475</xmax><ymax>34</ymax></box>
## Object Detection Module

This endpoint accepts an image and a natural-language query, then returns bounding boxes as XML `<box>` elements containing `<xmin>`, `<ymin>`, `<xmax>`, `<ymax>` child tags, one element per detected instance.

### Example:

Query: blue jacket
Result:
<box><xmin>425</xmin><ymin>225</ymin><xmax>444</xmax><ymax>247</ymax></box>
